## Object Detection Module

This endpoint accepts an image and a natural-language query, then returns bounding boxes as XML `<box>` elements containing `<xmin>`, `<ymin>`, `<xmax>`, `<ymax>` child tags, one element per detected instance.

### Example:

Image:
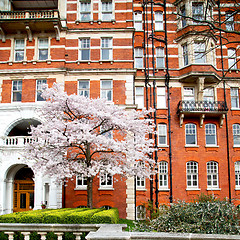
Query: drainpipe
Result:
<box><xmin>217</xmin><ymin>0</ymin><xmax>231</xmax><ymax>202</ymax></box>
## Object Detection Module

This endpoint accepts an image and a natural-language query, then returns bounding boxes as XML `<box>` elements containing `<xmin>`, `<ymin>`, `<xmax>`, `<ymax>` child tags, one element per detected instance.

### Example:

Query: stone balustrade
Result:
<box><xmin>0</xmin><ymin>223</ymin><xmax>239</xmax><ymax>240</ymax></box>
<box><xmin>1</xmin><ymin>136</ymin><xmax>34</xmax><ymax>147</ymax></box>
<box><xmin>0</xmin><ymin>223</ymin><xmax>100</xmax><ymax>240</ymax></box>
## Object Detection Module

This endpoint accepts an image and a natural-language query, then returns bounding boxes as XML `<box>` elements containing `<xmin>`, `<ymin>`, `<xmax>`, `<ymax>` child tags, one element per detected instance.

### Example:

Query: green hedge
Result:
<box><xmin>91</xmin><ymin>208</ymin><xmax>119</xmax><ymax>224</ymax></box>
<box><xmin>0</xmin><ymin>208</ymin><xmax>119</xmax><ymax>224</ymax></box>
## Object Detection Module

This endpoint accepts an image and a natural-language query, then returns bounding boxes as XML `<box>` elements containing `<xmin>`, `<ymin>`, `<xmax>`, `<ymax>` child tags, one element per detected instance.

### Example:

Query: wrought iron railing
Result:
<box><xmin>177</xmin><ymin>100</ymin><xmax>228</xmax><ymax>113</ymax></box>
<box><xmin>0</xmin><ymin>10</ymin><xmax>59</xmax><ymax>20</ymax></box>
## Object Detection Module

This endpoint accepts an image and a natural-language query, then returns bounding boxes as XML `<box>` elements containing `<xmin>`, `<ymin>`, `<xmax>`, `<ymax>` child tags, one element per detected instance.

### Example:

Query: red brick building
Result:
<box><xmin>0</xmin><ymin>0</ymin><xmax>239</xmax><ymax>220</ymax></box>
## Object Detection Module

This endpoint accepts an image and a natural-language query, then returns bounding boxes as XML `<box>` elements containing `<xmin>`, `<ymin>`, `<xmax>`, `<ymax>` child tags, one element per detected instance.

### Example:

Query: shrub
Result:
<box><xmin>91</xmin><ymin>208</ymin><xmax>119</xmax><ymax>224</ymax></box>
<box><xmin>64</xmin><ymin>209</ymin><xmax>102</xmax><ymax>224</ymax></box>
<box><xmin>134</xmin><ymin>196</ymin><xmax>240</xmax><ymax>234</ymax></box>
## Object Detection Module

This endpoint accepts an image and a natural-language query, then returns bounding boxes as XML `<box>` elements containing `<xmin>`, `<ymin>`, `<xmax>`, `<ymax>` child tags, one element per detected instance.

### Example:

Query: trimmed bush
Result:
<box><xmin>64</xmin><ymin>209</ymin><xmax>102</xmax><ymax>224</ymax></box>
<box><xmin>91</xmin><ymin>208</ymin><xmax>119</xmax><ymax>224</ymax></box>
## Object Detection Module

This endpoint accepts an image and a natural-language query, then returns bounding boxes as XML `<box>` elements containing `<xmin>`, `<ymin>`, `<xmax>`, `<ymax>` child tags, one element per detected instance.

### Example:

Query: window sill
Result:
<box><xmin>75</xmin><ymin>20</ymin><xmax>94</xmax><ymax>25</ymax></box>
<box><xmin>231</xmin><ymin>108</ymin><xmax>240</xmax><ymax>110</ymax></box>
<box><xmin>159</xmin><ymin>188</ymin><xmax>170</xmax><ymax>191</ymax></box>
<box><xmin>136</xmin><ymin>188</ymin><xmax>147</xmax><ymax>191</ymax></box>
<box><xmin>186</xmin><ymin>188</ymin><xmax>201</xmax><ymax>191</ymax></box>
<box><xmin>158</xmin><ymin>145</ymin><xmax>169</xmax><ymax>148</ymax></box>
<box><xmin>207</xmin><ymin>188</ymin><xmax>221</xmax><ymax>191</ymax></box>
<box><xmin>235</xmin><ymin>187</ymin><xmax>240</xmax><ymax>191</ymax></box>
<box><xmin>205</xmin><ymin>145</ymin><xmax>219</xmax><ymax>148</ymax></box>
<box><xmin>185</xmin><ymin>145</ymin><xmax>199</xmax><ymax>148</ymax></box>
<box><xmin>77</xmin><ymin>61</ymin><xmax>91</xmax><ymax>65</ymax></box>
<box><xmin>97</xmin><ymin>19</ymin><xmax>116</xmax><ymax>24</ymax></box>
<box><xmin>99</xmin><ymin>60</ymin><xmax>114</xmax><ymax>65</ymax></box>
<box><xmin>233</xmin><ymin>145</ymin><xmax>240</xmax><ymax>148</ymax></box>
<box><xmin>98</xmin><ymin>187</ymin><xmax>114</xmax><ymax>191</ymax></box>
<box><xmin>74</xmin><ymin>187</ymin><xmax>87</xmax><ymax>191</ymax></box>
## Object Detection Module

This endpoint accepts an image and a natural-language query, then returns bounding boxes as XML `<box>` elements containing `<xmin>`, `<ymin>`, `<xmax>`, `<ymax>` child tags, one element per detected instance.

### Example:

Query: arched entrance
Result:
<box><xmin>13</xmin><ymin>166</ymin><xmax>34</xmax><ymax>212</ymax></box>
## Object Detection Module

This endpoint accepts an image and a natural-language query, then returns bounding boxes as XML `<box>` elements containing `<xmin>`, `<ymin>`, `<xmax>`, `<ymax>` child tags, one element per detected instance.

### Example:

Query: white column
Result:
<box><xmin>49</xmin><ymin>179</ymin><xmax>58</xmax><ymax>209</ymax></box>
<box><xmin>34</xmin><ymin>173</ymin><xmax>43</xmax><ymax>210</ymax></box>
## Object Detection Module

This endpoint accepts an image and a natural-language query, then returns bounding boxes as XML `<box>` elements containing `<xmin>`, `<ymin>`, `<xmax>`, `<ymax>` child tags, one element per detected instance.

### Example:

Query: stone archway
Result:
<box><xmin>3</xmin><ymin>164</ymin><xmax>34</xmax><ymax>214</ymax></box>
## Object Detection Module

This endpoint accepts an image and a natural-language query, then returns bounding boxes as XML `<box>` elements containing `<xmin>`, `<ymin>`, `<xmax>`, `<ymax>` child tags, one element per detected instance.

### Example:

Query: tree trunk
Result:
<box><xmin>87</xmin><ymin>177</ymin><xmax>93</xmax><ymax>208</ymax></box>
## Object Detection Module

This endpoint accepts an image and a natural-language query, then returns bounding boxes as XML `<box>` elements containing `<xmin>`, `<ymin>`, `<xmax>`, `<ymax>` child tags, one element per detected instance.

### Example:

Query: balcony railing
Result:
<box><xmin>0</xmin><ymin>10</ymin><xmax>59</xmax><ymax>20</ymax></box>
<box><xmin>177</xmin><ymin>100</ymin><xmax>228</xmax><ymax>113</ymax></box>
<box><xmin>2</xmin><ymin>136</ymin><xmax>34</xmax><ymax>147</ymax></box>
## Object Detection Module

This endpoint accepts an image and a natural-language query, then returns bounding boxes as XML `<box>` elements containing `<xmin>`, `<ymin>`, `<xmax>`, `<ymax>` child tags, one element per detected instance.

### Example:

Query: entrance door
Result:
<box><xmin>13</xmin><ymin>167</ymin><xmax>34</xmax><ymax>212</ymax></box>
<box><xmin>13</xmin><ymin>180</ymin><xmax>34</xmax><ymax>212</ymax></box>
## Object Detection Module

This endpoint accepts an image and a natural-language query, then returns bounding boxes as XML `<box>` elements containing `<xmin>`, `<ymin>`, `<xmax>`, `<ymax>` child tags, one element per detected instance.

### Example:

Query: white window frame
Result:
<box><xmin>231</xmin><ymin>88</ymin><xmax>239</xmax><ymax>109</ymax></box>
<box><xmin>159</xmin><ymin>161</ymin><xmax>168</xmax><ymax>190</ymax></box>
<box><xmin>136</xmin><ymin>162</ymin><xmax>145</xmax><ymax>190</ymax></box>
<box><xmin>100</xmin><ymin>125</ymin><xmax>113</xmax><ymax>139</ymax></box>
<box><xmin>181</xmin><ymin>5</ymin><xmax>187</xmax><ymax>28</ymax></box>
<box><xmin>99</xmin><ymin>173</ymin><xmax>113</xmax><ymax>189</ymax></box>
<box><xmin>12</xmin><ymin>80</ymin><xmax>22</xmax><ymax>102</ymax></box>
<box><xmin>192</xmin><ymin>2</ymin><xmax>203</xmax><ymax>23</ymax></box>
<box><xmin>101</xmin><ymin>38</ymin><xmax>112</xmax><ymax>61</ymax></box>
<box><xmin>203</xmin><ymin>88</ymin><xmax>214</xmax><ymax>102</ymax></box>
<box><xmin>134</xmin><ymin>48</ymin><xmax>143</xmax><ymax>68</ymax></box>
<box><xmin>79</xmin><ymin>38</ymin><xmax>90</xmax><ymax>61</ymax></box>
<box><xmin>134</xmin><ymin>11</ymin><xmax>142</xmax><ymax>31</ymax></box>
<box><xmin>233</xmin><ymin>124</ymin><xmax>240</xmax><ymax>147</ymax></box>
<box><xmin>225</xmin><ymin>12</ymin><xmax>234</xmax><ymax>31</ymax></box>
<box><xmin>185</xmin><ymin>123</ymin><xmax>197</xmax><ymax>146</ymax></box>
<box><xmin>205</xmin><ymin>123</ymin><xmax>217</xmax><ymax>146</ymax></box>
<box><xmin>228</xmin><ymin>48</ymin><xmax>237</xmax><ymax>70</ymax></box>
<box><xmin>78</xmin><ymin>80</ymin><xmax>90</xmax><ymax>98</ymax></box>
<box><xmin>136</xmin><ymin>205</ymin><xmax>146</xmax><ymax>220</ymax></box>
<box><xmin>207</xmin><ymin>161</ymin><xmax>219</xmax><ymax>189</ymax></box>
<box><xmin>101</xmin><ymin>80</ymin><xmax>112</xmax><ymax>101</ymax></box>
<box><xmin>36</xmin><ymin>79</ymin><xmax>47</xmax><ymax>102</ymax></box>
<box><xmin>38</xmin><ymin>38</ymin><xmax>49</xmax><ymax>61</ymax></box>
<box><xmin>158</xmin><ymin>124</ymin><xmax>167</xmax><ymax>146</ymax></box>
<box><xmin>155</xmin><ymin>12</ymin><xmax>163</xmax><ymax>31</ymax></box>
<box><xmin>194</xmin><ymin>42</ymin><xmax>206</xmax><ymax>63</ymax></box>
<box><xmin>135</xmin><ymin>87</ymin><xmax>144</xmax><ymax>109</ymax></box>
<box><xmin>79</xmin><ymin>1</ymin><xmax>91</xmax><ymax>21</ymax></box>
<box><xmin>182</xmin><ymin>44</ymin><xmax>188</xmax><ymax>66</ymax></box>
<box><xmin>157</xmin><ymin>87</ymin><xmax>166</xmax><ymax>108</ymax></box>
<box><xmin>183</xmin><ymin>87</ymin><xmax>195</xmax><ymax>101</ymax></box>
<box><xmin>156</xmin><ymin>47</ymin><xmax>165</xmax><ymax>68</ymax></box>
<box><xmin>14</xmin><ymin>39</ymin><xmax>25</xmax><ymax>62</ymax></box>
<box><xmin>186</xmin><ymin>161</ymin><xmax>199</xmax><ymax>189</ymax></box>
<box><xmin>235</xmin><ymin>161</ymin><xmax>240</xmax><ymax>190</ymax></box>
<box><xmin>101</xmin><ymin>0</ymin><xmax>113</xmax><ymax>21</ymax></box>
<box><xmin>76</xmin><ymin>174</ymin><xmax>87</xmax><ymax>190</ymax></box>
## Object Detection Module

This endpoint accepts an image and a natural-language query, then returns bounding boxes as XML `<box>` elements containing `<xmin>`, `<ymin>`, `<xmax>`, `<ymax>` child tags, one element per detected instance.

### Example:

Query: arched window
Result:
<box><xmin>233</xmin><ymin>124</ymin><xmax>240</xmax><ymax>146</ymax></box>
<box><xmin>205</xmin><ymin>123</ymin><xmax>217</xmax><ymax>146</ymax></box>
<box><xmin>235</xmin><ymin>161</ymin><xmax>240</xmax><ymax>189</ymax></box>
<box><xmin>136</xmin><ymin>205</ymin><xmax>146</xmax><ymax>220</ymax></box>
<box><xmin>159</xmin><ymin>161</ymin><xmax>168</xmax><ymax>189</ymax></box>
<box><xmin>186</xmin><ymin>161</ymin><xmax>198</xmax><ymax>188</ymax></box>
<box><xmin>207</xmin><ymin>161</ymin><xmax>219</xmax><ymax>189</ymax></box>
<box><xmin>185</xmin><ymin>123</ymin><xmax>197</xmax><ymax>145</ymax></box>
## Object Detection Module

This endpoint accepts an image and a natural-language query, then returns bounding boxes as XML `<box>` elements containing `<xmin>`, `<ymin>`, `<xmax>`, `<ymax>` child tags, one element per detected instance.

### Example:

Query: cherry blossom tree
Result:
<box><xmin>24</xmin><ymin>83</ymin><xmax>155</xmax><ymax>208</ymax></box>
